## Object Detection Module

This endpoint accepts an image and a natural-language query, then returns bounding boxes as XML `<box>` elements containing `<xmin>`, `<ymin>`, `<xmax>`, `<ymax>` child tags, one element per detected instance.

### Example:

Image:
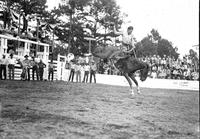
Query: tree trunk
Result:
<box><xmin>22</xmin><ymin>15</ymin><xmax>28</xmax><ymax>33</ymax></box>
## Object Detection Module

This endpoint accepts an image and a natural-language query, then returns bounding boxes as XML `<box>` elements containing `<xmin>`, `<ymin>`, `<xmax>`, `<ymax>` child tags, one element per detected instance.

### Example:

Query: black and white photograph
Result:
<box><xmin>0</xmin><ymin>0</ymin><xmax>199</xmax><ymax>138</ymax></box>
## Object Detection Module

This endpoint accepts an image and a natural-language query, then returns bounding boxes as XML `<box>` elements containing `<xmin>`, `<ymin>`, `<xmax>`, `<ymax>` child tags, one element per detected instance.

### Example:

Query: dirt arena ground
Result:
<box><xmin>0</xmin><ymin>80</ymin><xmax>199</xmax><ymax>139</ymax></box>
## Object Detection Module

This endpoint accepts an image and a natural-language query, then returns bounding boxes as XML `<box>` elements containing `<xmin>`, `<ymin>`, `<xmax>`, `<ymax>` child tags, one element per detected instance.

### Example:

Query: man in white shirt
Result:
<box><xmin>112</xmin><ymin>25</ymin><xmax>137</xmax><ymax>58</ymax></box>
<box><xmin>68</xmin><ymin>61</ymin><xmax>75</xmax><ymax>82</ymax></box>
<box><xmin>90</xmin><ymin>61</ymin><xmax>97</xmax><ymax>83</ymax></box>
<box><xmin>0</xmin><ymin>55</ymin><xmax>8</xmax><ymax>80</ymax></box>
<box><xmin>82</xmin><ymin>63</ymin><xmax>90</xmax><ymax>83</ymax></box>
<box><xmin>75</xmin><ymin>62</ymin><xmax>82</xmax><ymax>83</ymax></box>
<box><xmin>8</xmin><ymin>54</ymin><xmax>17</xmax><ymax>80</ymax></box>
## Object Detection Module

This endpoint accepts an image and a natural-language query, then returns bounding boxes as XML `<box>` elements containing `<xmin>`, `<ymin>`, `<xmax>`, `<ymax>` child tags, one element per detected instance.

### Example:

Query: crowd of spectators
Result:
<box><xmin>0</xmin><ymin>54</ymin><xmax>49</xmax><ymax>81</ymax></box>
<box><xmin>96</xmin><ymin>55</ymin><xmax>199</xmax><ymax>81</ymax></box>
<box><xmin>0</xmin><ymin>26</ymin><xmax>50</xmax><ymax>44</ymax></box>
<box><xmin>1</xmin><ymin>53</ymin><xmax>199</xmax><ymax>81</ymax></box>
<box><xmin>66</xmin><ymin>58</ymin><xmax>97</xmax><ymax>83</ymax></box>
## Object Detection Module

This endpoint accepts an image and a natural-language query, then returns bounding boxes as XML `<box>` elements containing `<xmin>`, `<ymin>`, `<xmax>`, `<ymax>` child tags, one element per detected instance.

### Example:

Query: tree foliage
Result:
<box><xmin>49</xmin><ymin>0</ymin><xmax>123</xmax><ymax>56</ymax></box>
<box><xmin>1</xmin><ymin>0</ymin><xmax>181</xmax><ymax>59</ymax></box>
<box><xmin>0</xmin><ymin>0</ymin><xmax>47</xmax><ymax>32</ymax></box>
<box><xmin>136</xmin><ymin>29</ymin><xmax>179</xmax><ymax>59</ymax></box>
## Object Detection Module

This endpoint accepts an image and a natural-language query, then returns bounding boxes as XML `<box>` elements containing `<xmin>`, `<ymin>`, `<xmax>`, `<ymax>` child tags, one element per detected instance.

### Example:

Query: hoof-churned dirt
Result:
<box><xmin>0</xmin><ymin>80</ymin><xmax>199</xmax><ymax>139</ymax></box>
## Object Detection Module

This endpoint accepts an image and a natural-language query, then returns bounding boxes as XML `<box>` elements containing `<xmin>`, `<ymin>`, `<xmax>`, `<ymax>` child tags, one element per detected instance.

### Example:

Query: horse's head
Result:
<box><xmin>139</xmin><ymin>63</ymin><xmax>149</xmax><ymax>81</ymax></box>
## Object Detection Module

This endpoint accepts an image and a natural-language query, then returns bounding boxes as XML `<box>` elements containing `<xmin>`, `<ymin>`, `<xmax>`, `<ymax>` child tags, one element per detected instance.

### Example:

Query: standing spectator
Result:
<box><xmin>65</xmin><ymin>61</ymin><xmax>71</xmax><ymax>81</ymax></box>
<box><xmin>90</xmin><ymin>61</ymin><xmax>97</xmax><ymax>83</ymax></box>
<box><xmin>98</xmin><ymin>59</ymin><xmax>104</xmax><ymax>74</ymax></box>
<box><xmin>0</xmin><ymin>55</ymin><xmax>8</xmax><ymax>80</ymax></box>
<box><xmin>48</xmin><ymin>60</ymin><xmax>54</xmax><ymax>81</ymax></box>
<box><xmin>8</xmin><ymin>54</ymin><xmax>16</xmax><ymax>80</ymax></box>
<box><xmin>31</xmin><ymin>56</ymin><xmax>39</xmax><ymax>81</ymax></box>
<box><xmin>75</xmin><ymin>62</ymin><xmax>81</xmax><ymax>82</ymax></box>
<box><xmin>82</xmin><ymin>63</ymin><xmax>90</xmax><ymax>83</ymax></box>
<box><xmin>38</xmin><ymin>59</ymin><xmax>46</xmax><ymax>81</ymax></box>
<box><xmin>80</xmin><ymin>63</ymin><xmax>85</xmax><ymax>82</ymax></box>
<box><xmin>21</xmin><ymin>55</ymin><xmax>31</xmax><ymax>81</ymax></box>
<box><xmin>68</xmin><ymin>60</ymin><xmax>75</xmax><ymax>82</ymax></box>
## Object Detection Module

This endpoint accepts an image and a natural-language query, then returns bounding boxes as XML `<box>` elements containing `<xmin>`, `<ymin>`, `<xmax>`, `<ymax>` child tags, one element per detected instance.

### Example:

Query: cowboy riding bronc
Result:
<box><xmin>92</xmin><ymin>24</ymin><xmax>137</xmax><ymax>61</ymax></box>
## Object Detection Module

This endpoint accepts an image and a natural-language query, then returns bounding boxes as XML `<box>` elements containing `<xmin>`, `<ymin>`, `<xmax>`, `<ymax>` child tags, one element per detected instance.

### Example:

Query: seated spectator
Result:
<box><xmin>151</xmin><ymin>71</ymin><xmax>157</xmax><ymax>78</ymax></box>
<box><xmin>185</xmin><ymin>69</ymin><xmax>191</xmax><ymax>80</ymax></box>
<box><xmin>178</xmin><ymin>68</ymin><xmax>183</xmax><ymax>79</ymax></box>
<box><xmin>158</xmin><ymin>68</ymin><xmax>167</xmax><ymax>79</ymax></box>
<box><xmin>172</xmin><ymin>68</ymin><xmax>179</xmax><ymax>79</ymax></box>
<box><xmin>151</xmin><ymin>64</ymin><xmax>158</xmax><ymax>78</ymax></box>
<box><xmin>191</xmin><ymin>70</ymin><xmax>199</xmax><ymax>81</ymax></box>
<box><xmin>165</xmin><ymin>67</ymin><xmax>171</xmax><ymax>79</ymax></box>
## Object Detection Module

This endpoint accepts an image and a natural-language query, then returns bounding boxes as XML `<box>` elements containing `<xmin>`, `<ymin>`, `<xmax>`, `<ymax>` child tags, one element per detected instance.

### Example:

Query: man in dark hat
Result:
<box><xmin>21</xmin><ymin>55</ymin><xmax>31</xmax><ymax>80</ymax></box>
<box><xmin>38</xmin><ymin>59</ymin><xmax>46</xmax><ymax>81</ymax></box>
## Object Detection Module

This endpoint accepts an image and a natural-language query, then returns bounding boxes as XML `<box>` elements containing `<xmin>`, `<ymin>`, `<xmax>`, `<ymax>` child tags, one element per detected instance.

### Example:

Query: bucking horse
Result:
<box><xmin>91</xmin><ymin>45</ymin><xmax>150</xmax><ymax>95</ymax></box>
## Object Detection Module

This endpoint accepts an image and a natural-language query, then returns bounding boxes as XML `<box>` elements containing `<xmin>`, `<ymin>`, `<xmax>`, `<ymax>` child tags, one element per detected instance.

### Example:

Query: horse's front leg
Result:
<box><xmin>129</xmin><ymin>73</ymin><xmax>141</xmax><ymax>94</ymax></box>
<box><xmin>124</xmin><ymin>73</ymin><xmax>134</xmax><ymax>95</ymax></box>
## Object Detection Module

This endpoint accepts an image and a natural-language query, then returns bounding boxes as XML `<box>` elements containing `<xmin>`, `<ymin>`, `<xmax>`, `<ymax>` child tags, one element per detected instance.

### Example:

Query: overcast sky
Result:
<box><xmin>46</xmin><ymin>0</ymin><xmax>199</xmax><ymax>57</ymax></box>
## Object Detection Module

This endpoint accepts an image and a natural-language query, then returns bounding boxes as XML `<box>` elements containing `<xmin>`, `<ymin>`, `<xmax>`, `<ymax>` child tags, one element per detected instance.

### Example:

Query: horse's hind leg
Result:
<box><xmin>128</xmin><ymin>73</ymin><xmax>141</xmax><ymax>94</ymax></box>
<box><xmin>124</xmin><ymin>73</ymin><xmax>134</xmax><ymax>95</ymax></box>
